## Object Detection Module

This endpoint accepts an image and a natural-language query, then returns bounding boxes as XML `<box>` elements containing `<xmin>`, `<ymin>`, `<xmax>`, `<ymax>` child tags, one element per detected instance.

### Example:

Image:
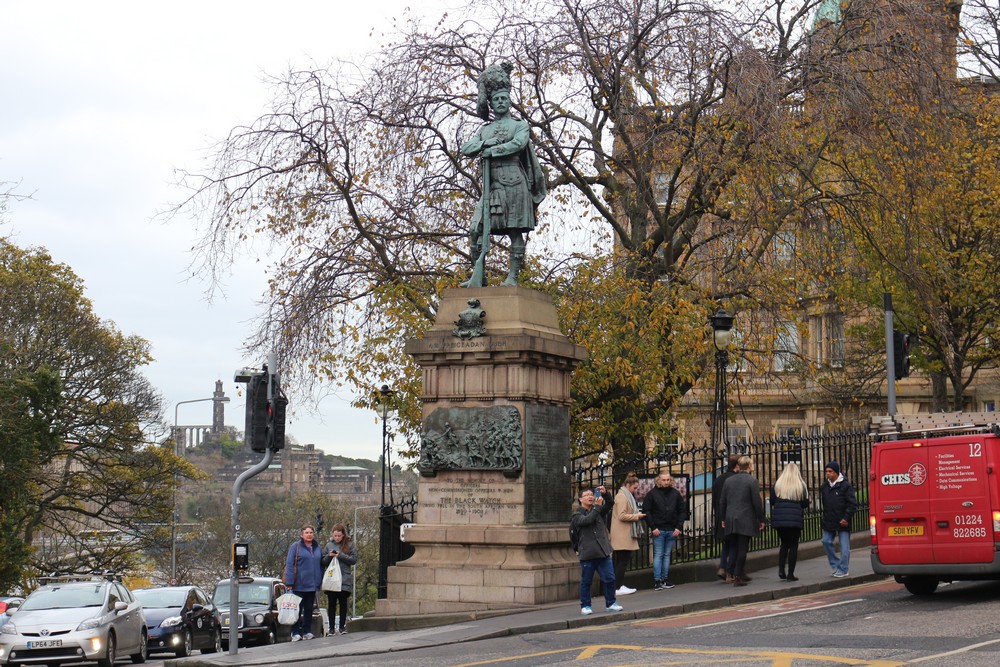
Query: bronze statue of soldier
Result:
<box><xmin>461</xmin><ymin>62</ymin><xmax>546</xmax><ymax>288</ymax></box>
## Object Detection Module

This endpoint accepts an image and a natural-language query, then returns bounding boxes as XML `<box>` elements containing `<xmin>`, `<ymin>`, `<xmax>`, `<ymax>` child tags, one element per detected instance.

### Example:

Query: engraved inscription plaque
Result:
<box><xmin>524</xmin><ymin>404</ymin><xmax>572</xmax><ymax>523</ymax></box>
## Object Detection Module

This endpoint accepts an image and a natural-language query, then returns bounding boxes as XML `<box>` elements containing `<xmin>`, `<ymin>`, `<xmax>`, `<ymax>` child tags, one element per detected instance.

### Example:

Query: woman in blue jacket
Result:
<box><xmin>284</xmin><ymin>524</ymin><xmax>324</xmax><ymax>640</ymax></box>
<box><xmin>769</xmin><ymin>462</ymin><xmax>810</xmax><ymax>581</ymax></box>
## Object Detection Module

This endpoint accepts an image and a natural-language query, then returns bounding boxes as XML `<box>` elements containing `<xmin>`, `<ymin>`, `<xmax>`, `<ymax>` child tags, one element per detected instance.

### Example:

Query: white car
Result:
<box><xmin>0</xmin><ymin>575</ymin><xmax>147</xmax><ymax>667</ymax></box>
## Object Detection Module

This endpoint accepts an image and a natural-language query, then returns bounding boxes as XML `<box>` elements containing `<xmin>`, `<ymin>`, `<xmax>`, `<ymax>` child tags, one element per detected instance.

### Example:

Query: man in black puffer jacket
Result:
<box><xmin>821</xmin><ymin>460</ymin><xmax>858</xmax><ymax>577</ymax></box>
<box><xmin>571</xmin><ymin>486</ymin><xmax>623</xmax><ymax>615</ymax></box>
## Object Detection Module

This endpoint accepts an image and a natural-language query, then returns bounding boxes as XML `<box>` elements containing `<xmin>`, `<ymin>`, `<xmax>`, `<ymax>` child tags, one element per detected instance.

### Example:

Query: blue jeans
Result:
<box><xmin>293</xmin><ymin>590</ymin><xmax>316</xmax><ymax>637</ymax></box>
<box><xmin>651</xmin><ymin>531</ymin><xmax>676</xmax><ymax>581</ymax></box>
<box><xmin>580</xmin><ymin>556</ymin><xmax>616</xmax><ymax>608</ymax></box>
<box><xmin>822</xmin><ymin>528</ymin><xmax>851</xmax><ymax>574</ymax></box>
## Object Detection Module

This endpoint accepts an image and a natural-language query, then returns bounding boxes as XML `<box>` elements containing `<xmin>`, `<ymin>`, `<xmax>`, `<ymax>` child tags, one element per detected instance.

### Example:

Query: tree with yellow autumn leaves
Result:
<box><xmin>181</xmin><ymin>0</ymin><xmax>1000</xmax><ymax>456</ymax></box>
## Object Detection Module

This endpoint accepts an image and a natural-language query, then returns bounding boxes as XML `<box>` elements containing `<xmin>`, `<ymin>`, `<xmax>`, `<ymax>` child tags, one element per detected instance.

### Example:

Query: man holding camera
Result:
<box><xmin>571</xmin><ymin>485</ymin><xmax>623</xmax><ymax>616</ymax></box>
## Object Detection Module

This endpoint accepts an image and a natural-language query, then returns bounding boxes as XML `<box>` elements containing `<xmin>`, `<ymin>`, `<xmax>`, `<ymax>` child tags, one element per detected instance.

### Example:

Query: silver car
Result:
<box><xmin>0</xmin><ymin>576</ymin><xmax>147</xmax><ymax>667</ymax></box>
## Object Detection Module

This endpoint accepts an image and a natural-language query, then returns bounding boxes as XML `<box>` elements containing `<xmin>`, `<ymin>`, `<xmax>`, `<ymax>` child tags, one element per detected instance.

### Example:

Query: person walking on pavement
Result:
<box><xmin>821</xmin><ymin>460</ymin><xmax>858</xmax><ymax>578</ymax></box>
<box><xmin>719</xmin><ymin>456</ymin><xmax>765</xmax><ymax>586</ymax></box>
<box><xmin>769</xmin><ymin>462</ymin><xmax>810</xmax><ymax>582</ymax></box>
<box><xmin>711</xmin><ymin>454</ymin><xmax>740</xmax><ymax>580</ymax></box>
<box><xmin>644</xmin><ymin>471</ymin><xmax>689</xmax><ymax>590</ymax></box>
<box><xmin>610</xmin><ymin>473</ymin><xmax>646</xmax><ymax>596</ymax></box>
<box><xmin>571</xmin><ymin>486</ymin><xmax>623</xmax><ymax>615</ymax></box>
<box><xmin>284</xmin><ymin>523</ymin><xmax>324</xmax><ymax>641</ymax></box>
<box><xmin>323</xmin><ymin>523</ymin><xmax>358</xmax><ymax>635</ymax></box>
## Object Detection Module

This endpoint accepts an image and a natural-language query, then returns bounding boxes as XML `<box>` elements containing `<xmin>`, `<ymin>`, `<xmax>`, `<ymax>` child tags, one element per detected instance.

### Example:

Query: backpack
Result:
<box><xmin>569</xmin><ymin>520</ymin><xmax>580</xmax><ymax>553</ymax></box>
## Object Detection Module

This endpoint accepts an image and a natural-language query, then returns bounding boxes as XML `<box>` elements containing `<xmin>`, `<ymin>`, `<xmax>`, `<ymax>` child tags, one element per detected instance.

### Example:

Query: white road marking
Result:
<box><xmin>908</xmin><ymin>637</ymin><xmax>1000</xmax><ymax>663</ymax></box>
<box><xmin>687</xmin><ymin>598</ymin><xmax>865</xmax><ymax>628</ymax></box>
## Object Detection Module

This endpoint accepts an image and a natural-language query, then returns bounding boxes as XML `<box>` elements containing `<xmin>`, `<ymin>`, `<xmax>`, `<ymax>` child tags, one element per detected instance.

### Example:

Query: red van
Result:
<box><xmin>870</xmin><ymin>428</ymin><xmax>1000</xmax><ymax>595</ymax></box>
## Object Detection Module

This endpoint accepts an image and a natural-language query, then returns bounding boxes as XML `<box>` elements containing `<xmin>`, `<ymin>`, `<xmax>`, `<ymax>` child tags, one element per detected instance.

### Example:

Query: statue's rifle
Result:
<box><xmin>467</xmin><ymin>154</ymin><xmax>491</xmax><ymax>288</ymax></box>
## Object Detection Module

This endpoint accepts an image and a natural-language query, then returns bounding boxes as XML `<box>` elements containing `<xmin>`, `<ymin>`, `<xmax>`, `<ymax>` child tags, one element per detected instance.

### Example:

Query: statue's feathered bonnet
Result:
<box><xmin>476</xmin><ymin>62</ymin><xmax>513</xmax><ymax>120</ymax></box>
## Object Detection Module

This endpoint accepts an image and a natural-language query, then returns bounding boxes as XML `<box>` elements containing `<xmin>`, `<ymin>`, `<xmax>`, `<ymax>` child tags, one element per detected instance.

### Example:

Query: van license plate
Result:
<box><xmin>888</xmin><ymin>526</ymin><xmax>924</xmax><ymax>536</ymax></box>
<box><xmin>28</xmin><ymin>640</ymin><xmax>63</xmax><ymax>649</ymax></box>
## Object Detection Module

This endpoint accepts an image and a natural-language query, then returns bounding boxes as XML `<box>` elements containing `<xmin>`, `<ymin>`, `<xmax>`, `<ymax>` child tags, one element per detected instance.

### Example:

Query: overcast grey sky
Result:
<box><xmin>0</xmin><ymin>1</ymin><xmax>452</xmax><ymax>459</ymax></box>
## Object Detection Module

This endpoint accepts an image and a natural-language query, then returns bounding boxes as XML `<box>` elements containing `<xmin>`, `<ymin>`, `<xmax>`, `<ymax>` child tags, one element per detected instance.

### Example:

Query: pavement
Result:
<box><xmin>169</xmin><ymin>535</ymin><xmax>884</xmax><ymax>667</ymax></box>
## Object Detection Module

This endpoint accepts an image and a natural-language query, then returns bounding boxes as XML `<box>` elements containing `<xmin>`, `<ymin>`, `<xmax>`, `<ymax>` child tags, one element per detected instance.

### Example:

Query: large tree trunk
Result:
<box><xmin>930</xmin><ymin>373</ymin><xmax>949</xmax><ymax>412</ymax></box>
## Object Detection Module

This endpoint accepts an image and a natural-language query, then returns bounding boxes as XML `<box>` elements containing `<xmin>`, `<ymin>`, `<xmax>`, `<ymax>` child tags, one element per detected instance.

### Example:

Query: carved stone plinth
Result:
<box><xmin>374</xmin><ymin>287</ymin><xmax>587</xmax><ymax>617</ymax></box>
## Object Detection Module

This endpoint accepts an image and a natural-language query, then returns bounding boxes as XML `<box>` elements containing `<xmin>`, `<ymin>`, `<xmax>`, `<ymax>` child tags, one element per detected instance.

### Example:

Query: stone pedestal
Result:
<box><xmin>374</xmin><ymin>287</ymin><xmax>586</xmax><ymax>616</ymax></box>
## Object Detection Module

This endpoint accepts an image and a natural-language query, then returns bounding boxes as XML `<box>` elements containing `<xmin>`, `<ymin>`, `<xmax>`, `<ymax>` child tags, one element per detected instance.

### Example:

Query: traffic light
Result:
<box><xmin>266</xmin><ymin>390</ymin><xmax>288</xmax><ymax>450</ymax></box>
<box><xmin>244</xmin><ymin>373</ymin><xmax>269</xmax><ymax>452</ymax></box>
<box><xmin>893</xmin><ymin>330</ymin><xmax>912</xmax><ymax>378</ymax></box>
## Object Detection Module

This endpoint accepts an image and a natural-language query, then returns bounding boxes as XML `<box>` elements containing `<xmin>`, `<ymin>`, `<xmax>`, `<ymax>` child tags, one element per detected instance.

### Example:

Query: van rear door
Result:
<box><xmin>873</xmin><ymin>440</ymin><xmax>932</xmax><ymax>565</ymax></box>
<box><xmin>926</xmin><ymin>434</ymin><xmax>993</xmax><ymax>564</ymax></box>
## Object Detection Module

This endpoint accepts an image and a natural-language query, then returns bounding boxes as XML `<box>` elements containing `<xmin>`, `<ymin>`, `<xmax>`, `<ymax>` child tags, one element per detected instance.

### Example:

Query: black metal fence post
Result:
<box><xmin>376</xmin><ymin>496</ymin><xmax>417</xmax><ymax>599</ymax></box>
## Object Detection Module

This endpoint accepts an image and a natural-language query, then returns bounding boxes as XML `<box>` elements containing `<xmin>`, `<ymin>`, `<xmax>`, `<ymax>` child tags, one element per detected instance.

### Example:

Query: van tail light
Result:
<box><xmin>993</xmin><ymin>511</ymin><xmax>1000</xmax><ymax>532</ymax></box>
<box><xmin>870</xmin><ymin>516</ymin><xmax>877</xmax><ymax>544</ymax></box>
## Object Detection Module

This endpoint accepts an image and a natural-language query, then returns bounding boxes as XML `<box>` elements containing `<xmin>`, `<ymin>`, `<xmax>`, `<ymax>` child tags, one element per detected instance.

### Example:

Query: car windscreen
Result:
<box><xmin>134</xmin><ymin>588</ymin><xmax>186</xmax><ymax>608</ymax></box>
<box><xmin>20</xmin><ymin>584</ymin><xmax>106</xmax><ymax>611</ymax></box>
<box><xmin>213</xmin><ymin>582</ymin><xmax>271</xmax><ymax>606</ymax></box>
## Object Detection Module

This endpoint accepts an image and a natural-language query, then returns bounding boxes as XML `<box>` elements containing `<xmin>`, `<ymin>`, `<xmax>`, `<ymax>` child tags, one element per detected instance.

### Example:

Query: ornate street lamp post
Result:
<box><xmin>376</xmin><ymin>385</ymin><xmax>396</xmax><ymax>508</ymax></box>
<box><xmin>375</xmin><ymin>385</ymin><xmax>396</xmax><ymax>600</ymax></box>
<box><xmin>709</xmin><ymin>309</ymin><xmax>734</xmax><ymax>456</ymax></box>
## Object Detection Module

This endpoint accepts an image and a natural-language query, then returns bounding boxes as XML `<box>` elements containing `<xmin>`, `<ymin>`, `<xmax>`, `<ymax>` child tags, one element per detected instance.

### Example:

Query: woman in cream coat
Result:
<box><xmin>609</xmin><ymin>472</ymin><xmax>646</xmax><ymax>595</ymax></box>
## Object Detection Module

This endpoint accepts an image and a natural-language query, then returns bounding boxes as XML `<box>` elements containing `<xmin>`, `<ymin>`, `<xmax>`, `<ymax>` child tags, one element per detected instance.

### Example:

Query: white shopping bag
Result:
<box><xmin>321</xmin><ymin>559</ymin><xmax>342</xmax><ymax>592</ymax></box>
<box><xmin>276</xmin><ymin>592</ymin><xmax>302</xmax><ymax>625</ymax></box>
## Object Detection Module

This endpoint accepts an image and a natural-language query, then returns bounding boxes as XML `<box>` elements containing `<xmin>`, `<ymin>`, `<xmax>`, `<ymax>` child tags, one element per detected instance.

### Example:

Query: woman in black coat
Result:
<box><xmin>719</xmin><ymin>456</ymin><xmax>766</xmax><ymax>586</ymax></box>
<box><xmin>769</xmin><ymin>462</ymin><xmax>810</xmax><ymax>581</ymax></box>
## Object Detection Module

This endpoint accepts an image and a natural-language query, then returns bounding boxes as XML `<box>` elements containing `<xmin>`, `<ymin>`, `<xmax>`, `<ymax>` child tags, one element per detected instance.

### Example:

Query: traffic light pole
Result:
<box><xmin>228</xmin><ymin>448</ymin><xmax>273</xmax><ymax>655</ymax></box>
<box><xmin>884</xmin><ymin>292</ymin><xmax>897</xmax><ymax>417</ymax></box>
<box><xmin>228</xmin><ymin>352</ymin><xmax>282</xmax><ymax>655</ymax></box>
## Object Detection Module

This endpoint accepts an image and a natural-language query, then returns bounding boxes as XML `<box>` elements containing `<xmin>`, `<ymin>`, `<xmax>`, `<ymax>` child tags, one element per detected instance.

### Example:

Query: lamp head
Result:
<box><xmin>376</xmin><ymin>385</ymin><xmax>395</xmax><ymax>420</ymax></box>
<box><xmin>709</xmin><ymin>309</ymin><xmax>734</xmax><ymax>351</ymax></box>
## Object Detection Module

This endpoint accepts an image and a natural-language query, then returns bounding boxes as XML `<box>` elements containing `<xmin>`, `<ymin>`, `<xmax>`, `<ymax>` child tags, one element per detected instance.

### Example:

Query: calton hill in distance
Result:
<box><xmin>3</xmin><ymin>0</ymin><xmax>1000</xmax><ymax>617</ymax></box>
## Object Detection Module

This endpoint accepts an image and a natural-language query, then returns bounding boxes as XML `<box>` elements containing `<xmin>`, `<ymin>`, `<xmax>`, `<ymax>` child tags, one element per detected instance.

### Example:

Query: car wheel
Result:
<box><xmin>202</xmin><ymin>628</ymin><xmax>222</xmax><ymax>654</ymax></box>
<box><xmin>130</xmin><ymin>630</ymin><xmax>147</xmax><ymax>664</ymax></box>
<box><xmin>175</xmin><ymin>628</ymin><xmax>193</xmax><ymax>658</ymax></box>
<box><xmin>97</xmin><ymin>632</ymin><xmax>116</xmax><ymax>667</ymax></box>
<box><xmin>903</xmin><ymin>576</ymin><xmax>939</xmax><ymax>596</ymax></box>
<box><xmin>265</xmin><ymin>624</ymin><xmax>277</xmax><ymax>645</ymax></box>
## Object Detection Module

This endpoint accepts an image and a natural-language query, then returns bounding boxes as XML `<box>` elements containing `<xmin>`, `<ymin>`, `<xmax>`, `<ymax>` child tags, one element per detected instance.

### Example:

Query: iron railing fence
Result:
<box><xmin>571</xmin><ymin>429</ymin><xmax>873</xmax><ymax>571</ymax></box>
<box><xmin>376</xmin><ymin>495</ymin><xmax>417</xmax><ymax>599</ymax></box>
<box><xmin>376</xmin><ymin>430</ymin><xmax>873</xmax><ymax>587</ymax></box>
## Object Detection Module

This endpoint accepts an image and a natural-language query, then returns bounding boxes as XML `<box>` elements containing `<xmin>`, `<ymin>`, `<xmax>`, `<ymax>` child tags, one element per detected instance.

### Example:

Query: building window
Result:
<box><xmin>727</xmin><ymin>426</ymin><xmax>748</xmax><ymax>445</ymax></box>
<box><xmin>773</xmin><ymin>230</ymin><xmax>796</xmax><ymax>265</ymax></box>
<box><xmin>726</xmin><ymin>329</ymin><xmax>743</xmax><ymax>373</ymax></box>
<box><xmin>654</xmin><ymin>173</ymin><xmax>670</xmax><ymax>206</ymax></box>
<box><xmin>774</xmin><ymin>321</ymin><xmax>799</xmax><ymax>372</ymax></box>
<box><xmin>776</xmin><ymin>426</ymin><xmax>802</xmax><ymax>464</ymax></box>
<box><xmin>828</xmin><ymin>314</ymin><xmax>845</xmax><ymax>367</ymax></box>
<box><xmin>810</xmin><ymin>315</ymin><xmax>824</xmax><ymax>364</ymax></box>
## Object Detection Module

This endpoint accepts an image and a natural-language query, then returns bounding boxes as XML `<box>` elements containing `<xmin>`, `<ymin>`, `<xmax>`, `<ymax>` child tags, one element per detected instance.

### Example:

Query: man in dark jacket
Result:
<box><xmin>571</xmin><ymin>486</ymin><xmax>622</xmax><ymax>615</ymax></box>
<box><xmin>644</xmin><ymin>472</ymin><xmax>690</xmax><ymax>590</ymax></box>
<box><xmin>711</xmin><ymin>455</ymin><xmax>740</xmax><ymax>580</ymax></box>
<box><xmin>821</xmin><ymin>460</ymin><xmax>858</xmax><ymax>577</ymax></box>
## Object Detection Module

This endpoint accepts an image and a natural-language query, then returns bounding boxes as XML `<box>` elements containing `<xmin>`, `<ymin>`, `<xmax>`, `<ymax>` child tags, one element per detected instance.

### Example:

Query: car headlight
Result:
<box><xmin>0</xmin><ymin>623</ymin><xmax>15</xmax><ymax>635</ymax></box>
<box><xmin>253</xmin><ymin>613</ymin><xmax>265</xmax><ymax>624</ymax></box>
<box><xmin>160</xmin><ymin>615</ymin><xmax>183</xmax><ymax>628</ymax></box>
<box><xmin>76</xmin><ymin>617</ymin><xmax>102</xmax><ymax>631</ymax></box>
